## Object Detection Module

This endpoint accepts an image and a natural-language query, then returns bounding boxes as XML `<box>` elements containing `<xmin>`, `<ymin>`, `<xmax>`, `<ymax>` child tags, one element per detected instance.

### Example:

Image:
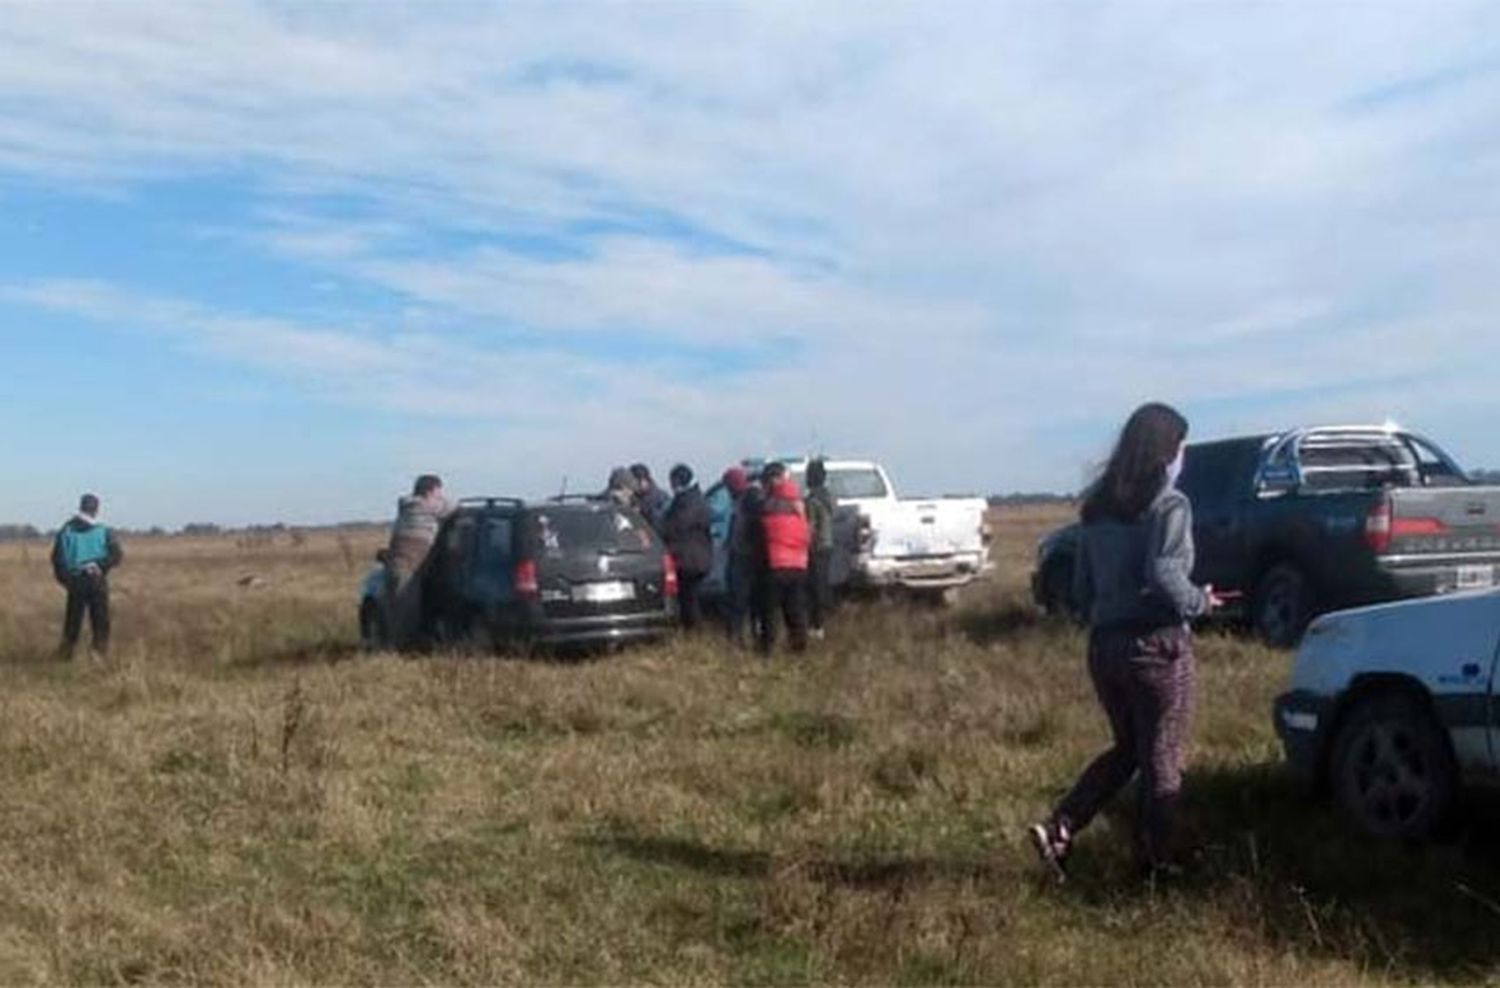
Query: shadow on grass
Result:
<box><xmin>950</xmin><ymin>603</ymin><xmax>1054</xmax><ymax>647</ymax></box>
<box><xmin>230</xmin><ymin>638</ymin><xmax>362</xmax><ymax>668</ymax></box>
<box><xmin>1078</xmin><ymin>762</ymin><xmax>1500</xmax><ymax>981</ymax></box>
<box><xmin>581</xmin><ymin>831</ymin><xmax>1003</xmax><ymax>891</ymax></box>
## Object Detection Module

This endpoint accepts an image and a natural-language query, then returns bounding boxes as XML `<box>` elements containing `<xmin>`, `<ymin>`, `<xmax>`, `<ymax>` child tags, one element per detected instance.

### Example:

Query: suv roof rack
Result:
<box><xmin>546</xmin><ymin>494</ymin><xmax>611</xmax><ymax>505</ymax></box>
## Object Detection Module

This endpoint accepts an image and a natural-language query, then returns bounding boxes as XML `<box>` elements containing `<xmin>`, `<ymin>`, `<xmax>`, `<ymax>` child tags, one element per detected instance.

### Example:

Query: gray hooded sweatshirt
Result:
<box><xmin>1072</xmin><ymin>485</ymin><xmax>1210</xmax><ymax>630</ymax></box>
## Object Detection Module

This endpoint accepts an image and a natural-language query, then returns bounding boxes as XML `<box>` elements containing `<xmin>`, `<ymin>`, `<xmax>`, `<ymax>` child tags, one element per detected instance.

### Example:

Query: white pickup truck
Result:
<box><xmin>782</xmin><ymin>458</ymin><xmax>994</xmax><ymax>600</ymax></box>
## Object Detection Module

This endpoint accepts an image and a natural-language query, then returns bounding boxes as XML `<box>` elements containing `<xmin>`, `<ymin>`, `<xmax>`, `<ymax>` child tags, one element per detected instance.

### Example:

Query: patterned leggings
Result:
<box><xmin>1052</xmin><ymin>624</ymin><xmax>1196</xmax><ymax>866</ymax></box>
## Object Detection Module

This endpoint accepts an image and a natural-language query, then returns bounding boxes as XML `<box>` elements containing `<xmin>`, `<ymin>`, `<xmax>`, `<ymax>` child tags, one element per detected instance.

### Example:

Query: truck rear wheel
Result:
<box><xmin>1038</xmin><ymin>556</ymin><xmax>1075</xmax><ymax>618</ymax></box>
<box><xmin>1330</xmin><ymin>691</ymin><xmax>1455</xmax><ymax>841</ymax></box>
<box><xmin>1252</xmin><ymin>563</ymin><xmax>1313</xmax><ymax>648</ymax></box>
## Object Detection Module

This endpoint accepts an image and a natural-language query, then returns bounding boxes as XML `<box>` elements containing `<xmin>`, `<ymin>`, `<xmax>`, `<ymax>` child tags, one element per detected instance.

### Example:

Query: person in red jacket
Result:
<box><xmin>757</xmin><ymin>462</ymin><xmax>811</xmax><ymax>654</ymax></box>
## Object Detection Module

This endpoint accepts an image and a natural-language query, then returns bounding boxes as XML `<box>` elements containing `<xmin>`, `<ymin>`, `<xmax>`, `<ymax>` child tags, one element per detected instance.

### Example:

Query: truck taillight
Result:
<box><xmin>1366</xmin><ymin>500</ymin><xmax>1449</xmax><ymax>554</ymax></box>
<box><xmin>1365</xmin><ymin>499</ymin><xmax>1391</xmax><ymax>554</ymax></box>
<box><xmin>980</xmin><ymin>516</ymin><xmax>994</xmax><ymax>545</ymax></box>
<box><xmin>514</xmin><ymin>559</ymin><xmax>539</xmax><ymax>597</ymax></box>
<box><xmin>663</xmin><ymin>554</ymin><xmax>679</xmax><ymax>598</ymax></box>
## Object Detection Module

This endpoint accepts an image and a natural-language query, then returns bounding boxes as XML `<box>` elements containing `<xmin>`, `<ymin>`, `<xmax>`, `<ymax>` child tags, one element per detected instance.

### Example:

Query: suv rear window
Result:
<box><xmin>525</xmin><ymin>507</ymin><xmax>654</xmax><ymax>557</ymax></box>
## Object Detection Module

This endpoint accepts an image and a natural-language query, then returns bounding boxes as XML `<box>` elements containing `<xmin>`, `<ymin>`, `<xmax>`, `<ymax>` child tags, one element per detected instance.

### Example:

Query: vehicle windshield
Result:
<box><xmin>790</xmin><ymin>466</ymin><xmax>888</xmax><ymax>499</ymax></box>
<box><xmin>526</xmin><ymin>507</ymin><xmax>653</xmax><ymax>556</ymax></box>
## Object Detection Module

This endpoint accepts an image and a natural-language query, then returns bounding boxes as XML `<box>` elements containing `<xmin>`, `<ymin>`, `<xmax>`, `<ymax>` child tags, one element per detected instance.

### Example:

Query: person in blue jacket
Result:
<box><xmin>52</xmin><ymin>493</ymin><xmax>124</xmax><ymax>659</ymax></box>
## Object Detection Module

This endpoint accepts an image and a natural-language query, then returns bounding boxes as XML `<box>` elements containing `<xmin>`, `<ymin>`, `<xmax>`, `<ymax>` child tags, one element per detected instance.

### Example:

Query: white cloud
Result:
<box><xmin>2</xmin><ymin>0</ymin><xmax>1499</xmax><ymax>515</ymax></box>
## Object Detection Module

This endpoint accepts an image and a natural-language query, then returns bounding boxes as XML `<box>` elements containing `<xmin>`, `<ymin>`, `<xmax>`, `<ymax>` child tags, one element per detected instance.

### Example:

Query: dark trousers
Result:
<box><xmin>724</xmin><ymin>559</ymin><xmax>757</xmax><ymax>647</ymax></box>
<box><xmin>61</xmin><ymin>574</ymin><xmax>111</xmax><ymax>656</ymax></box>
<box><xmin>1051</xmin><ymin>625</ymin><xmax>1195</xmax><ymax>867</ymax></box>
<box><xmin>808</xmin><ymin>548</ymin><xmax>834</xmax><ymax>630</ymax></box>
<box><xmin>757</xmin><ymin>569</ymin><xmax>809</xmax><ymax>655</ymax></box>
<box><xmin>678</xmin><ymin>571</ymin><xmax>706</xmax><ymax>630</ymax></box>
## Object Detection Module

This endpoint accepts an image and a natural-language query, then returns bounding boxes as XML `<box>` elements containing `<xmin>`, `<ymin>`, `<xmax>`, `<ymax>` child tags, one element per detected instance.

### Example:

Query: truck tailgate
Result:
<box><xmin>872</xmin><ymin>499</ymin><xmax>986</xmax><ymax>558</ymax></box>
<box><xmin>1386</xmin><ymin>486</ymin><xmax>1500</xmax><ymax>574</ymax></box>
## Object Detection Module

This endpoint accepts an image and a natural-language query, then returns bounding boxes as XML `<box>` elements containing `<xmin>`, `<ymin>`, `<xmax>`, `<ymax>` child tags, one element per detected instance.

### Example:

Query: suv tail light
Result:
<box><xmin>514</xmin><ymin>559</ymin><xmax>539</xmax><ymax>597</ymax></box>
<box><xmin>663</xmin><ymin>554</ymin><xmax>679</xmax><ymax>598</ymax></box>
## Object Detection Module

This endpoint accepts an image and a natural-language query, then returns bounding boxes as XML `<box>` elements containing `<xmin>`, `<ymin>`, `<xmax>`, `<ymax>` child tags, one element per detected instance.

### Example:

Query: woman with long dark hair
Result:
<box><xmin>1030</xmin><ymin>402</ymin><xmax>1221</xmax><ymax>880</ymax></box>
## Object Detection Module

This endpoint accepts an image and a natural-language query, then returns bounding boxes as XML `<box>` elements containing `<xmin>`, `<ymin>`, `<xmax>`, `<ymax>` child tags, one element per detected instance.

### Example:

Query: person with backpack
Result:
<box><xmin>1029</xmin><ymin>403</ymin><xmax>1223</xmax><ymax>882</ymax></box>
<box><xmin>804</xmin><ymin>458</ymin><xmax>838</xmax><ymax>640</ymax></box>
<box><xmin>661</xmin><ymin>463</ymin><xmax>713</xmax><ymax>630</ymax></box>
<box><xmin>757</xmin><ymin>462</ymin><xmax>811</xmax><ymax>655</ymax></box>
<box><xmin>52</xmin><ymin>493</ymin><xmax>124</xmax><ymax>658</ymax></box>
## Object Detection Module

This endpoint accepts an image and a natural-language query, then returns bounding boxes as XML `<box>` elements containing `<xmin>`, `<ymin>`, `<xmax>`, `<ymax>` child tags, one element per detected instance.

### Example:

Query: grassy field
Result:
<box><xmin>1</xmin><ymin>507</ymin><xmax>1497</xmax><ymax>985</ymax></box>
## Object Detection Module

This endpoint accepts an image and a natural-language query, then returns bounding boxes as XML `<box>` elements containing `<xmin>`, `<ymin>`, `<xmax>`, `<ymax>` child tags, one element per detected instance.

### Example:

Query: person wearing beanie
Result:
<box><xmin>756</xmin><ymin>462</ymin><xmax>811</xmax><ymax>654</ymax></box>
<box><xmin>661</xmin><ymin>463</ymin><xmax>713</xmax><ymax>630</ymax></box>
<box><xmin>52</xmin><ymin>492</ymin><xmax>124</xmax><ymax>659</ymax></box>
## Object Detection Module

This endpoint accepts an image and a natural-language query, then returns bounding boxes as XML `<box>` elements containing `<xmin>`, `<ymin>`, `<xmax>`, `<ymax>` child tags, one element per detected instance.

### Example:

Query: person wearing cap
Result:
<box><xmin>52</xmin><ymin>493</ymin><xmax>124</xmax><ymax>658</ymax></box>
<box><xmin>804</xmin><ymin>458</ymin><xmax>838</xmax><ymax>641</ymax></box>
<box><xmin>720</xmin><ymin>465</ymin><xmax>762</xmax><ymax>647</ymax></box>
<box><xmin>757</xmin><ymin>462</ymin><xmax>811</xmax><ymax>654</ymax></box>
<box><xmin>661</xmin><ymin>464</ymin><xmax>713</xmax><ymax>630</ymax></box>
<box><xmin>630</xmin><ymin>463</ymin><xmax>671</xmax><ymax>531</ymax></box>
<box><xmin>384</xmin><ymin>474</ymin><xmax>453</xmax><ymax>647</ymax></box>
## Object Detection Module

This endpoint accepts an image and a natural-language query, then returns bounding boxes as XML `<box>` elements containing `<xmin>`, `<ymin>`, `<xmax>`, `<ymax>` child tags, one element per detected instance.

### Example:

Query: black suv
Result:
<box><xmin>362</xmin><ymin>497</ymin><xmax>679</xmax><ymax>652</ymax></box>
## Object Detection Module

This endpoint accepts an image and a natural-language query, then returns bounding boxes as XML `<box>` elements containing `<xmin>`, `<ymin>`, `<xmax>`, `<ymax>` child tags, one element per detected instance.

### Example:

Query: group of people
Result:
<box><xmin>43</xmin><ymin>404</ymin><xmax>1210</xmax><ymax>885</ymax></box>
<box><xmin>603</xmin><ymin>459</ymin><xmax>838</xmax><ymax>653</ymax></box>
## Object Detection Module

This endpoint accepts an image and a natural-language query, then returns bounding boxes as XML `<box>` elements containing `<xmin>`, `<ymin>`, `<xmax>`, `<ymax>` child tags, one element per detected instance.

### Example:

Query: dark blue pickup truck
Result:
<box><xmin>1032</xmin><ymin>426</ymin><xmax>1500</xmax><ymax>646</ymax></box>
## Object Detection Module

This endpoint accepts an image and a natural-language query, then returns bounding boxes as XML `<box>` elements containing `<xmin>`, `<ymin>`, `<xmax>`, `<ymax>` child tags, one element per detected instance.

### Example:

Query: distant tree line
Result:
<box><xmin>987</xmin><ymin>492</ymin><xmax>1076</xmax><ymax>507</ymax></box>
<box><xmin>0</xmin><ymin>520</ymin><xmax>387</xmax><ymax>542</ymax></box>
<box><xmin>1472</xmin><ymin>469</ymin><xmax>1500</xmax><ymax>484</ymax></box>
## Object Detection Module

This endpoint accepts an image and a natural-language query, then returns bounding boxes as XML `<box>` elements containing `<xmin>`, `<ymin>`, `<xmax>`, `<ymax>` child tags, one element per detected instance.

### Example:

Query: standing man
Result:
<box><xmin>630</xmin><ymin>463</ymin><xmax>670</xmax><ymax>531</ymax></box>
<box><xmin>661</xmin><ymin>464</ymin><xmax>713</xmax><ymax>630</ymax></box>
<box><xmin>721</xmin><ymin>466</ymin><xmax>760</xmax><ymax>647</ymax></box>
<box><xmin>52</xmin><ymin>493</ymin><xmax>123</xmax><ymax>659</ymax></box>
<box><xmin>804</xmin><ymin>458</ymin><xmax>838</xmax><ymax>641</ymax></box>
<box><xmin>385</xmin><ymin>474</ymin><xmax>453</xmax><ymax>648</ymax></box>
<box><xmin>757</xmin><ymin>462</ymin><xmax>811</xmax><ymax>655</ymax></box>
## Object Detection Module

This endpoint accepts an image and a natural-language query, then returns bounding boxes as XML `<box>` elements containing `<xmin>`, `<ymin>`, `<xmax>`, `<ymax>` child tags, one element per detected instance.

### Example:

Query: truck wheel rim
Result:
<box><xmin>1348</xmin><ymin>721</ymin><xmax>1430</xmax><ymax>830</ymax></box>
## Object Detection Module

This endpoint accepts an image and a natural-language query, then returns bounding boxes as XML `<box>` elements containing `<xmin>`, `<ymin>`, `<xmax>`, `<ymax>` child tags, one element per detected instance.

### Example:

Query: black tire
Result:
<box><xmin>1329</xmin><ymin>691</ymin><xmax>1456</xmax><ymax>841</ymax></box>
<box><xmin>1039</xmin><ymin>556</ymin><xmax>1076</xmax><ymax>618</ymax></box>
<box><xmin>1252</xmin><ymin>563</ymin><xmax>1313</xmax><ymax>648</ymax></box>
<box><xmin>359</xmin><ymin>599</ymin><xmax>388</xmax><ymax>653</ymax></box>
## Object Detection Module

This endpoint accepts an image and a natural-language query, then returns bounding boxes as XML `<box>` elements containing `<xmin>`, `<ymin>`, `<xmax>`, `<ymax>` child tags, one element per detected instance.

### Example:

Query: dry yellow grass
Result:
<box><xmin>1</xmin><ymin>511</ymin><xmax>1497</xmax><ymax>985</ymax></box>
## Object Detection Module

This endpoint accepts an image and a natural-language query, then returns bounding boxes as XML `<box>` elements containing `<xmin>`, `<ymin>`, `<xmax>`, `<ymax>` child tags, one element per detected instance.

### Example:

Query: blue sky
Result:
<box><xmin>1</xmin><ymin>3</ymin><xmax>1498</xmax><ymax>528</ymax></box>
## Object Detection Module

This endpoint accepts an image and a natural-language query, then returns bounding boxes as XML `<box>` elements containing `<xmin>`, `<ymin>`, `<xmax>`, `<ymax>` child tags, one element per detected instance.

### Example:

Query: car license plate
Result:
<box><xmin>574</xmin><ymin>581</ymin><xmax>635</xmax><ymax>603</ymax></box>
<box><xmin>1456</xmin><ymin>565</ymin><xmax>1495</xmax><ymax>591</ymax></box>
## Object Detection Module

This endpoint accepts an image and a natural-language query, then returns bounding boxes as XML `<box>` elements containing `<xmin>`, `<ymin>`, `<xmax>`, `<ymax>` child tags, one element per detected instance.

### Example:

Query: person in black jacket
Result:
<box><xmin>662</xmin><ymin>464</ymin><xmax>714</xmax><ymax>630</ymax></box>
<box><xmin>721</xmin><ymin>466</ymin><xmax>761</xmax><ymax>647</ymax></box>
